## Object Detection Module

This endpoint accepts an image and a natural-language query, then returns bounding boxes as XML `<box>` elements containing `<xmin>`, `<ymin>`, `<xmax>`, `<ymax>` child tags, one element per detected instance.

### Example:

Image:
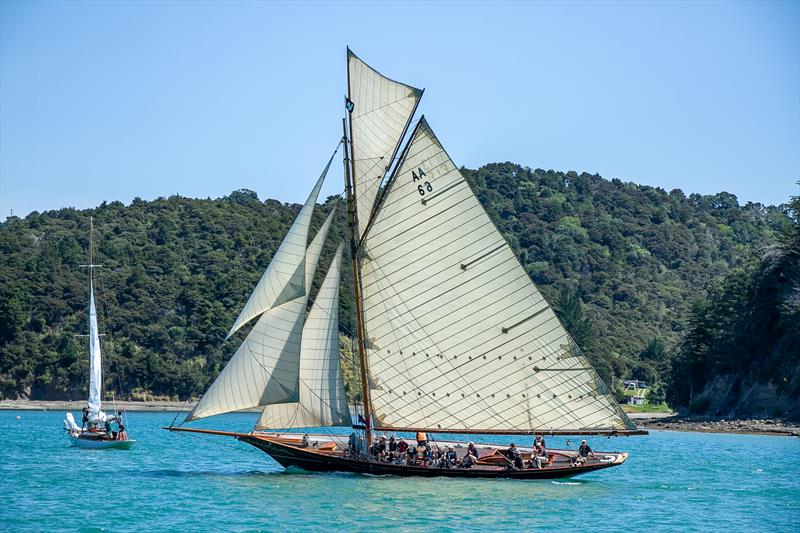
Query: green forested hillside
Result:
<box><xmin>669</xmin><ymin>193</ymin><xmax>800</xmax><ymax>418</ymax></box>
<box><xmin>0</xmin><ymin>165</ymin><xmax>792</xmax><ymax>406</ymax></box>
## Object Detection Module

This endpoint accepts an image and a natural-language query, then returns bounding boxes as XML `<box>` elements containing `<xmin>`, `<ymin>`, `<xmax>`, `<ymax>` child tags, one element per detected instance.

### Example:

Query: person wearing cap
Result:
<box><xmin>533</xmin><ymin>434</ymin><xmax>546</xmax><ymax>450</ymax></box>
<box><xmin>388</xmin><ymin>435</ymin><xmax>397</xmax><ymax>453</ymax></box>
<box><xmin>572</xmin><ymin>439</ymin><xmax>594</xmax><ymax>465</ymax></box>
<box><xmin>445</xmin><ymin>446</ymin><xmax>458</xmax><ymax>467</ymax></box>
<box><xmin>531</xmin><ymin>441</ymin><xmax>548</xmax><ymax>469</ymax></box>
<box><xmin>506</xmin><ymin>443</ymin><xmax>523</xmax><ymax>470</ymax></box>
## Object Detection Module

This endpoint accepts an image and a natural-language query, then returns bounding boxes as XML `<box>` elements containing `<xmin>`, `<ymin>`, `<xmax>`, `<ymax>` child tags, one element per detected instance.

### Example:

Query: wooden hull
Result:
<box><xmin>241</xmin><ymin>436</ymin><xmax>624</xmax><ymax>479</ymax></box>
<box><xmin>167</xmin><ymin>428</ymin><xmax>627</xmax><ymax>479</ymax></box>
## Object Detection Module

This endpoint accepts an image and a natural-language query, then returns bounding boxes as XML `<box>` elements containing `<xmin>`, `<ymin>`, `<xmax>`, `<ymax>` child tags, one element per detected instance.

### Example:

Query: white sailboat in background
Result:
<box><xmin>169</xmin><ymin>49</ymin><xmax>645</xmax><ymax>478</ymax></box>
<box><xmin>63</xmin><ymin>217</ymin><xmax>134</xmax><ymax>450</ymax></box>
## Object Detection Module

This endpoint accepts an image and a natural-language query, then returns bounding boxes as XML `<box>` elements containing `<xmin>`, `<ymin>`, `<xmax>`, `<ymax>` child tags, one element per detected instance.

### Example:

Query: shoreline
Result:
<box><xmin>635</xmin><ymin>413</ymin><xmax>800</xmax><ymax>437</ymax></box>
<box><xmin>0</xmin><ymin>399</ymin><xmax>197</xmax><ymax>412</ymax></box>
<box><xmin>3</xmin><ymin>400</ymin><xmax>798</xmax><ymax>436</ymax></box>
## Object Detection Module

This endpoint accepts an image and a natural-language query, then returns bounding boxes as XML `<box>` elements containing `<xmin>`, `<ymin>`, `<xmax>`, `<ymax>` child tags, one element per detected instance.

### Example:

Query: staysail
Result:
<box><xmin>348</xmin><ymin>49</ymin><xmax>422</xmax><ymax>238</ymax></box>
<box><xmin>186</xmin><ymin>208</ymin><xmax>337</xmax><ymax>422</ymax></box>
<box><xmin>256</xmin><ymin>242</ymin><xmax>350</xmax><ymax>429</ymax></box>
<box><xmin>225</xmin><ymin>152</ymin><xmax>336</xmax><ymax>340</ymax></box>
<box><xmin>87</xmin><ymin>279</ymin><xmax>103</xmax><ymax>417</ymax></box>
<box><xmin>359</xmin><ymin>117</ymin><xmax>636</xmax><ymax>434</ymax></box>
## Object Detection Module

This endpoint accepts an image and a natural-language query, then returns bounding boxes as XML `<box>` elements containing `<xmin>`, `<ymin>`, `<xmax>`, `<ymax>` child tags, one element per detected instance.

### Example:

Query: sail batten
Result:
<box><xmin>360</xmin><ymin>118</ymin><xmax>636</xmax><ymax>433</ymax></box>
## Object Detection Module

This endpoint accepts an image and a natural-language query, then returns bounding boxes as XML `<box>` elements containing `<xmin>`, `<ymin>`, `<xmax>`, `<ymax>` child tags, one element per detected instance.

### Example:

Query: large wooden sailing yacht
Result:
<box><xmin>167</xmin><ymin>49</ymin><xmax>645</xmax><ymax>478</ymax></box>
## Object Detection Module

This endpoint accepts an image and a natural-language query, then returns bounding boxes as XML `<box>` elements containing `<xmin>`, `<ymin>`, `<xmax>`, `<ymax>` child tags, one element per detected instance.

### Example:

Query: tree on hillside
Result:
<box><xmin>668</xmin><ymin>189</ymin><xmax>800</xmax><ymax>418</ymax></box>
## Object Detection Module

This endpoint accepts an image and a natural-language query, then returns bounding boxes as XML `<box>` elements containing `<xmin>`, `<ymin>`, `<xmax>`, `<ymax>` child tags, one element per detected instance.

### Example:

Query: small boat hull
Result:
<box><xmin>68</xmin><ymin>434</ymin><xmax>136</xmax><ymax>450</ymax></box>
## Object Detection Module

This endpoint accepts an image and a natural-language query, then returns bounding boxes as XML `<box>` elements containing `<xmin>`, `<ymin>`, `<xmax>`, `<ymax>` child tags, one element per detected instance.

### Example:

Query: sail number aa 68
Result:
<box><xmin>412</xmin><ymin>167</ymin><xmax>432</xmax><ymax>196</ymax></box>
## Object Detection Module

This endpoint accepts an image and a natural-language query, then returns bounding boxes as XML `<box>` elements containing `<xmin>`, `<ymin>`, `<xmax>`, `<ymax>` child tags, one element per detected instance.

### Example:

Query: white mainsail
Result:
<box><xmin>256</xmin><ymin>242</ymin><xmax>350</xmax><ymax>429</ymax></box>
<box><xmin>87</xmin><ymin>279</ymin><xmax>103</xmax><ymax>418</ymax></box>
<box><xmin>225</xmin><ymin>153</ymin><xmax>335</xmax><ymax>340</ymax></box>
<box><xmin>186</xmin><ymin>208</ymin><xmax>337</xmax><ymax>422</ymax></box>
<box><xmin>348</xmin><ymin>49</ymin><xmax>422</xmax><ymax>238</ymax></box>
<box><xmin>359</xmin><ymin>118</ymin><xmax>635</xmax><ymax>433</ymax></box>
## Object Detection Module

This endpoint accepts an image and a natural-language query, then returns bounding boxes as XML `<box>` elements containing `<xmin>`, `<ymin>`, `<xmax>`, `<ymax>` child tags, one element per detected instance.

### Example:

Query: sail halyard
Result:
<box><xmin>255</xmin><ymin>242</ymin><xmax>350</xmax><ymax>429</ymax></box>
<box><xmin>358</xmin><ymin>117</ymin><xmax>639</xmax><ymax>435</ymax></box>
<box><xmin>225</xmin><ymin>147</ymin><xmax>339</xmax><ymax>340</ymax></box>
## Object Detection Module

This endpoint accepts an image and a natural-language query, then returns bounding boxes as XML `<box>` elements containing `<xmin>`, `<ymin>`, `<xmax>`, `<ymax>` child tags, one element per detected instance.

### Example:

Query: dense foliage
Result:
<box><xmin>668</xmin><ymin>193</ymin><xmax>800</xmax><ymax>418</ymax></box>
<box><xmin>0</xmin><ymin>165</ymin><xmax>793</xmax><ymax>408</ymax></box>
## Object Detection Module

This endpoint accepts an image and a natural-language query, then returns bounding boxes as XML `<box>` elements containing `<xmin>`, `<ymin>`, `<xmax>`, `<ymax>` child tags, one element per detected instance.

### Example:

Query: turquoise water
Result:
<box><xmin>1</xmin><ymin>410</ymin><xmax>798</xmax><ymax>532</ymax></box>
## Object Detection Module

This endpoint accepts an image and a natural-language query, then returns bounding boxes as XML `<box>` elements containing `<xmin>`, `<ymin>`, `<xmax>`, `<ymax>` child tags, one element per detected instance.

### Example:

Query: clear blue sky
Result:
<box><xmin>1</xmin><ymin>0</ymin><xmax>798</xmax><ymax>219</ymax></box>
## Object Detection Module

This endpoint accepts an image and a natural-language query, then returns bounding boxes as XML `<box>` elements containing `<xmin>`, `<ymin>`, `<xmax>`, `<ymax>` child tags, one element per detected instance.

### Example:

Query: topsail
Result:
<box><xmin>348</xmin><ymin>49</ymin><xmax>422</xmax><ymax>237</ymax></box>
<box><xmin>359</xmin><ymin>117</ymin><xmax>636</xmax><ymax>434</ymax></box>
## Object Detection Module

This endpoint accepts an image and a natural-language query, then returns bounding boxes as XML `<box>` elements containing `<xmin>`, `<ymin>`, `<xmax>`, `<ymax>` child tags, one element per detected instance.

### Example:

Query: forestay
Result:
<box><xmin>256</xmin><ymin>243</ymin><xmax>351</xmax><ymax>429</ymax></box>
<box><xmin>348</xmin><ymin>49</ymin><xmax>422</xmax><ymax>238</ymax></box>
<box><xmin>359</xmin><ymin>117</ymin><xmax>636</xmax><ymax>433</ymax></box>
<box><xmin>225</xmin><ymin>152</ymin><xmax>335</xmax><ymax>340</ymax></box>
<box><xmin>186</xmin><ymin>208</ymin><xmax>337</xmax><ymax>422</ymax></box>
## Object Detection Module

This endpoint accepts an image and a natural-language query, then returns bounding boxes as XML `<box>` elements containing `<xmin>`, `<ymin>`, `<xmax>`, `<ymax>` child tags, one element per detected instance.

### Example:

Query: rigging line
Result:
<box><xmin>365</xmin><ymin>261</ymin><xmax>514</xmax><ymax>431</ymax></box>
<box><xmin>369</xmin><ymin>285</ymin><xmax>568</xmax><ymax>379</ymax></box>
<box><xmin>364</xmin><ymin>168</ymin><xmax>471</xmax><ymax>245</ymax></box>
<box><xmin>365</xmin><ymin>195</ymin><xmax>483</xmax><ymax>265</ymax></box>
<box><xmin>465</xmin><ymin>356</ymin><xmax>602</xmax><ymax>431</ymax></box>
<box><xmin>479</xmin><ymin>345</ymin><xmax>618</xmax><ymax>430</ymax></box>
<box><xmin>362</xmin><ymin>272</ymin><xmax>536</xmax><ymax>384</ymax></box>
<box><xmin>351</xmin><ymin>96</ymin><xmax>417</xmax><ymax>122</ymax></box>
<box><xmin>363</xmin><ymin>258</ymin><xmax>526</xmax><ymax>342</ymax></box>
<box><xmin>361</xmin><ymin>217</ymin><xmax>499</xmax><ymax>295</ymax></box>
<box><xmin>366</xmin><ymin>307</ymin><xmax>572</xmax><ymax>424</ymax></box>
<box><xmin>363</xmin><ymin>252</ymin><xmax>523</xmax><ymax>331</ymax></box>
<box><xmin>357</xmin><ymin>108</ymin><xmax>422</xmax><ymax>246</ymax></box>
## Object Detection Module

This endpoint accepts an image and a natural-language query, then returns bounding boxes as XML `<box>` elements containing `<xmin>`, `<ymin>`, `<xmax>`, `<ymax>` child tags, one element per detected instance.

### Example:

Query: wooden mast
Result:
<box><xmin>342</xmin><ymin>112</ymin><xmax>373</xmax><ymax>448</ymax></box>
